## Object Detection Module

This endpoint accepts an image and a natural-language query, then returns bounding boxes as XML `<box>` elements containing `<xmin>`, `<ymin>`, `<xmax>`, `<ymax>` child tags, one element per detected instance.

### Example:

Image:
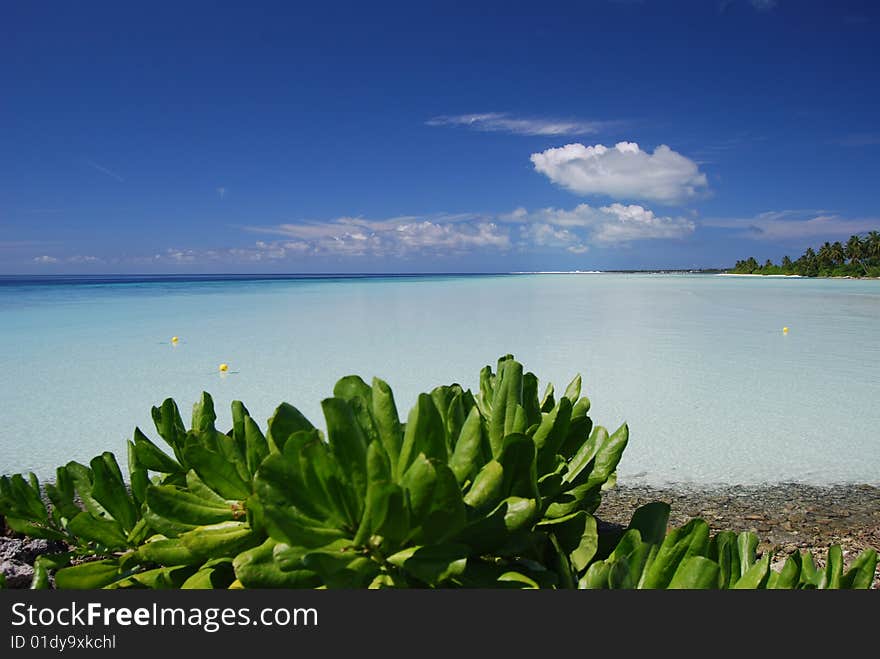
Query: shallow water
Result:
<box><xmin>1</xmin><ymin>273</ymin><xmax>878</xmax><ymax>485</ymax></box>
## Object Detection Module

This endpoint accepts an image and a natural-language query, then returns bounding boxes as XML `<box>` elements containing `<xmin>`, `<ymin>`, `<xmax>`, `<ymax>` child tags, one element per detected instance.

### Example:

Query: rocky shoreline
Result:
<box><xmin>3</xmin><ymin>482</ymin><xmax>878</xmax><ymax>588</ymax></box>
<box><xmin>597</xmin><ymin>482</ymin><xmax>880</xmax><ymax>587</ymax></box>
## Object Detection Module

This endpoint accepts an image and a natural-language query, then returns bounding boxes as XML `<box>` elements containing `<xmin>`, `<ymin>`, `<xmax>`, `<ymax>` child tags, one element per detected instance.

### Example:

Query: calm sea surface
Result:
<box><xmin>1</xmin><ymin>273</ymin><xmax>878</xmax><ymax>485</ymax></box>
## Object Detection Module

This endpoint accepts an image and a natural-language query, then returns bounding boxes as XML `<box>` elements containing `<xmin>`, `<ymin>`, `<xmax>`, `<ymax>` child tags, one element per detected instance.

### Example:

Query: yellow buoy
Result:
<box><xmin>782</xmin><ymin>327</ymin><xmax>789</xmax><ymax>334</ymax></box>
<box><xmin>171</xmin><ymin>336</ymin><xmax>179</xmax><ymax>344</ymax></box>
<box><xmin>219</xmin><ymin>363</ymin><xmax>229</xmax><ymax>372</ymax></box>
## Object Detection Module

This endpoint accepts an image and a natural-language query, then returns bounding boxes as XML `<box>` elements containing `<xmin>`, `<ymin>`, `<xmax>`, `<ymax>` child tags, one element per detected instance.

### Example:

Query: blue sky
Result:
<box><xmin>2</xmin><ymin>0</ymin><xmax>879</xmax><ymax>273</ymax></box>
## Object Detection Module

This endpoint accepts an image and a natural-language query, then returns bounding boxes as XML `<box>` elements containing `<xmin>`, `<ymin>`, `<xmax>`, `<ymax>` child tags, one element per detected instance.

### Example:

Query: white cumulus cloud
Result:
<box><xmin>530</xmin><ymin>141</ymin><xmax>708</xmax><ymax>204</ymax></box>
<box><xmin>33</xmin><ymin>255</ymin><xmax>59</xmax><ymax>264</ymax></box>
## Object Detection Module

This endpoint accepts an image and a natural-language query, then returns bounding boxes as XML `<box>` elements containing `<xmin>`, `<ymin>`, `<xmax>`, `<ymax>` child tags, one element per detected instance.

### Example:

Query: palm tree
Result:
<box><xmin>829</xmin><ymin>241</ymin><xmax>845</xmax><ymax>266</ymax></box>
<box><xmin>801</xmin><ymin>247</ymin><xmax>818</xmax><ymax>277</ymax></box>
<box><xmin>846</xmin><ymin>234</ymin><xmax>867</xmax><ymax>274</ymax></box>
<box><xmin>817</xmin><ymin>242</ymin><xmax>833</xmax><ymax>269</ymax></box>
<box><xmin>866</xmin><ymin>231</ymin><xmax>880</xmax><ymax>264</ymax></box>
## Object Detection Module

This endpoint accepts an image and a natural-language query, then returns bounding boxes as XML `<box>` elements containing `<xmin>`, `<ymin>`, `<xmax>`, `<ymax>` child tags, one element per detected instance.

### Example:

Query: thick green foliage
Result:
<box><xmin>730</xmin><ymin>231</ymin><xmax>880</xmax><ymax>278</ymax></box>
<box><xmin>0</xmin><ymin>357</ymin><xmax>876</xmax><ymax>589</ymax></box>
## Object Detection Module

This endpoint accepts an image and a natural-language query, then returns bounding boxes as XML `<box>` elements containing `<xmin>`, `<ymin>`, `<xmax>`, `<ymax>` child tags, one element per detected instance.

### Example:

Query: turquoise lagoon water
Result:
<box><xmin>1</xmin><ymin>273</ymin><xmax>878</xmax><ymax>486</ymax></box>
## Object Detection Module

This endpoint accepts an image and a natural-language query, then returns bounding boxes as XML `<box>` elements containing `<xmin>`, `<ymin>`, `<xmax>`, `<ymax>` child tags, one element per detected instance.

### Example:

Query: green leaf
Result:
<box><xmin>387</xmin><ymin>544</ymin><xmax>470</xmax><ymax>586</ymax></box>
<box><xmin>150</xmin><ymin>398</ymin><xmax>188</xmax><ymax>463</ymax></box>
<box><xmin>668</xmin><ymin>556</ymin><xmax>721</xmax><ymax>589</ymax></box>
<box><xmin>430</xmin><ymin>386</ymin><xmax>456</xmax><ymax>443</ymax></box>
<box><xmin>820</xmin><ymin>545</ymin><xmax>843</xmax><ymax>589</ymax></box>
<box><xmin>44</xmin><ymin>466</ymin><xmax>80</xmax><ymax>522</ymax></box>
<box><xmin>107</xmin><ymin>565</ymin><xmax>196</xmax><ymax>590</ymax></box>
<box><xmin>710</xmin><ymin>531</ymin><xmax>740</xmax><ymax>589</ymax></box>
<box><xmin>30</xmin><ymin>561</ymin><xmax>50</xmax><ymax>590</ymax></box>
<box><xmin>372</xmin><ymin>377</ymin><xmax>403</xmax><ymax>469</ymax></box>
<box><xmin>563</xmin><ymin>425</ymin><xmax>606</xmax><ymax>486</ymax></box>
<box><xmin>537</xmin><ymin>511</ymin><xmax>598</xmax><ymax>572</ymax></box>
<box><xmin>459</xmin><ymin>497</ymin><xmax>538</xmax><ymax>553</ymax></box>
<box><xmin>449</xmin><ymin>406</ymin><xmax>485</xmax><ymax>485</ymax></box>
<box><xmin>353</xmin><ymin>441</ymin><xmax>393</xmax><ymax>546</ymax></box>
<box><xmin>191</xmin><ymin>392</ymin><xmax>217</xmax><ymax>435</ymax></box>
<box><xmin>444</xmin><ymin>392</ymin><xmax>466</xmax><ymax>454</ymax></box>
<box><xmin>627</xmin><ymin>502</ymin><xmax>670</xmax><ymax>546</ymax></box>
<box><xmin>641</xmin><ymin>519</ymin><xmax>710</xmax><ymax>589</ymax></box>
<box><xmin>736</xmin><ymin>531</ymin><xmax>758</xmax><ymax>578</ymax></box>
<box><xmin>840</xmin><ymin>549</ymin><xmax>878</xmax><ymax>589</ymax></box>
<box><xmin>3</xmin><ymin>516</ymin><xmax>67</xmax><ymax>541</ymax></box>
<box><xmin>298</xmin><ymin>539</ymin><xmax>359</xmax><ymax>577</ymax></box>
<box><xmin>477</xmin><ymin>365</ymin><xmax>495</xmax><ymax>416</ymax></box>
<box><xmin>183</xmin><ymin>436</ymin><xmax>251</xmax><ymax>500</ymax></box>
<box><xmin>579</xmin><ymin>561</ymin><xmax>611</xmax><ymax>589</ymax></box>
<box><xmin>63</xmin><ymin>462</ymin><xmax>110</xmax><ymax>521</ymax></box>
<box><xmin>497</xmin><ymin>571</ymin><xmax>540</xmax><ymax>589</ymax></box>
<box><xmin>397</xmin><ymin>394</ymin><xmax>447</xmax><ymax>478</ymax></box>
<box><xmin>568</xmin><ymin>422</ymin><xmax>628</xmax><ymax>491</ymax></box>
<box><xmin>233</xmin><ymin>538</ymin><xmax>322</xmax><ymax>588</ymax></box>
<box><xmin>243</xmin><ymin>415</ymin><xmax>269</xmax><ymax>476</ymax></box>
<box><xmin>126</xmin><ymin>441</ymin><xmax>148</xmax><ymax>509</ymax></box>
<box><xmin>67</xmin><ymin>512</ymin><xmax>128</xmax><ymax>549</ymax></box>
<box><xmin>539</xmin><ymin>383</ymin><xmax>555</xmax><ymax>413</ymax></box>
<box><xmin>181</xmin><ymin>560</ymin><xmax>236</xmax><ymax>589</ymax></box>
<box><xmin>230</xmin><ymin>400</ymin><xmax>250</xmax><ymax>449</ymax></box>
<box><xmin>322</xmin><ymin>397</ymin><xmax>368</xmax><ymax>508</ymax></box>
<box><xmin>180</xmin><ymin>521</ymin><xmax>261</xmax><ymax>559</ymax></box>
<box><xmin>145</xmin><ymin>485</ymin><xmax>237</xmax><ymax>528</ymax></box>
<box><xmin>558</xmin><ymin>397</ymin><xmax>594</xmax><ymax>458</ymax></box>
<box><xmin>55</xmin><ymin>559</ymin><xmax>124</xmax><ymax>590</ymax></box>
<box><xmin>334</xmin><ymin>375</ymin><xmax>373</xmax><ymax>404</ymax></box>
<box><xmin>544</xmin><ymin>480</ymin><xmax>602</xmax><ymax>519</ymax></box>
<box><xmin>488</xmin><ymin>360</ymin><xmax>524</xmax><ymax>458</ymax></box>
<box><xmin>406</xmin><ymin>458</ymin><xmax>466</xmax><ymax>544</ymax></box>
<box><xmin>138</xmin><ymin>537</ymin><xmax>201</xmax><ymax>566</ymax></box>
<box><xmin>335</xmin><ymin>376</ymin><xmax>380</xmax><ymax>447</ymax></box>
<box><xmin>462</xmin><ymin>460</ymin><xmax>504</xmax><ymax>514</ymax></box>
<box><xmin>798</xmin><ymin>551</ymin><xmax>822</xmax><ymax>588</ymax></box>
<box><xmin>266</xmin><ymin>402</ymin><xmax>315</xmax><ymax>454</ymax></box>
<box><xmin>184</xmin><ymin>470</ymin><xmax>230</xmax><ymax>506</ymax></box>
<box><xmin>210</xmin><ymin>432</ymin><xmax>251</xmax><ymax>485</ymax></box>
<box><xmin>89</xmin><ymin>453</ymin><xmax>138</xmax><ymax>532</ymax></box>
<box><xmin>522</xmin><ymin>372</ymin><xmax>542</xmax><ymax>429</ymax></box>
<box><xmin>132</xmin><ymin>427</ymin><xmax>182</xmax><ymax>473</ymax></box>
<box><xmin>254</xmin><ymin>441</ymin><xmax>352</xmax><ymax>547</ymax></box>
<box><xmin>7</xmin><ymin>473</ymin><xmax>47</xmax><ymax>521</ymax></box>
<box><xmin>732</xmin><ymin>553</ymin><xmax>771</xmax><ymax>589</ymax></box>
<box><xmin>769</xmin><ymin>552</ymin><xmax>801</xmax><ymax>590</ymax></box>
<box><xmin>532</xmin><ymin>397</ymin><xmax>572</xmax><ymax>473</ymax></box>
<box><xmin>256</xmin><ymin>433</ymin><xmax>340</xmax><ymax>523</ymax></box>
<box><xmin>498</xmin><ymin>433</ymin><xmax>538</xmax><ymax>500</ymax></box>
<box><xmin>563</xmin><ymin>374</ymin><xmax>582</xmax><ymax>405</ymax></box>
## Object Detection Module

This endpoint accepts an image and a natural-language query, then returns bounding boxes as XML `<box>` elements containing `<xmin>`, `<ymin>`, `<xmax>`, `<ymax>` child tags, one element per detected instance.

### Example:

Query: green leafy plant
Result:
<box><xmin>1</xmin><ymin>356</ymin><xmax>876</xmax><ymax>589</ymax></box>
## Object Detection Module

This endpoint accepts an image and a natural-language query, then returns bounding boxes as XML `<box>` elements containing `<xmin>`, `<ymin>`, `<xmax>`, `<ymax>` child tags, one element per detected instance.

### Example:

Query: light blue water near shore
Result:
<box><xmin>1</xmin><ymin>273</ymin><xmax>878</xmax><ymax>486</ymax></box>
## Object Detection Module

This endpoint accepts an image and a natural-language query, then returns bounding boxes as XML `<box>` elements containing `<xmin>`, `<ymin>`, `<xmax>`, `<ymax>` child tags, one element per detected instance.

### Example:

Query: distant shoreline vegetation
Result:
<box><xmin>730</xmin><ymin>231</ymin><xmax>880</xmax><ymax>278</ymax></box>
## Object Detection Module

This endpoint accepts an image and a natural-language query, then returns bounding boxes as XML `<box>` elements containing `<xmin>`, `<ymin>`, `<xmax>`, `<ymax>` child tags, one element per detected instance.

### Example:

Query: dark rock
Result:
<box><xmin>0</xmin><ymin>560</ymin><xmax>34</xmax><ymax>588</ymax></box>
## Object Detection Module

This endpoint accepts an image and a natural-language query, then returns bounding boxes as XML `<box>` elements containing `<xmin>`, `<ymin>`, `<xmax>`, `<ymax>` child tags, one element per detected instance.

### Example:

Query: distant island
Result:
<box><xmin>729</xmin><ymin>231</ymin><xmax>880</xmax><ymax>278</ymax></box>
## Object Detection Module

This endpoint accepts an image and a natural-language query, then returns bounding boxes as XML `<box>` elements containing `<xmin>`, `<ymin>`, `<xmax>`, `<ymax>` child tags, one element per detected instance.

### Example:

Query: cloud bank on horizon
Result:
<box><xmin>236</xmin><ymin>202</ymin><xmax>696</xmax><ymax>260</ymax></box>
